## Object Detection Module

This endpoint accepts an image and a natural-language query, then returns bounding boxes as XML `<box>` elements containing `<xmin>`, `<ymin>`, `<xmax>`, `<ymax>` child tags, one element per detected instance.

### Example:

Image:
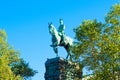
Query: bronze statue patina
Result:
<box><xmin>48</xmin><ymin>19</ymin><xmax>73</xmax><ymax>59</ymax></box>
<box><xmin>58</xmin><ymin>19</ymin><xmax>66</xmax><ymax>44</ymax></box>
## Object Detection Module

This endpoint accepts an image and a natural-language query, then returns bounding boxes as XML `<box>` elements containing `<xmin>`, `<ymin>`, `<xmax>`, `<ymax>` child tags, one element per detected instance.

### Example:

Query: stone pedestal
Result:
<box><xmin>44</xmin><ymin>57</ymin><xmax>82</xmax><ymax>80</ymax></box>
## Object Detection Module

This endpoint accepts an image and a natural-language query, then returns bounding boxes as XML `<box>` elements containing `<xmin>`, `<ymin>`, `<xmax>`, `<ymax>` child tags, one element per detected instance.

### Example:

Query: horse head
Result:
<box><xmin>48</xmin><ymin>22</ymin><xmax>58</xmax><ymax>36</ymax></box>
<box><xmin>48</xmin><ymin>22</ymin><xmax>53</xmax><ymax>34</ymax></box>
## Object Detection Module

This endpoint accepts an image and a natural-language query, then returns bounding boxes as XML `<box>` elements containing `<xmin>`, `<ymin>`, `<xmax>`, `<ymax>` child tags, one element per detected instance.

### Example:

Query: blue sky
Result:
<box><xmin>0</xmin><ymin>0</ymin><xmax>119</xmax><ymax>80</ymax></box>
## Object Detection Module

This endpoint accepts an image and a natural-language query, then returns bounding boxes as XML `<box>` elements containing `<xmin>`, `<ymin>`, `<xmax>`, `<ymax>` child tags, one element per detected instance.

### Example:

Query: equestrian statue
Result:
<box><xmin>48</xmin><ymin>19</ymin><xmax>73</xmax><ymax>59</ymax></box>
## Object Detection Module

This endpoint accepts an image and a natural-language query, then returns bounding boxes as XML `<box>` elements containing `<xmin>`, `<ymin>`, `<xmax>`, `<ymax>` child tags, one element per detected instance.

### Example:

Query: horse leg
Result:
<box><xmin>65</xmin><ymin>46</ymin><xmax>72</xmax><ymax>60</ymax></box>
<box><xmin>64</xmin><ymin>44</ymin><xmax>70</xmax><ymax>59</ymax></box>
<box><xmin>53</xmin><ymin>47</ymin><xmax>58</xmax><ymax>57</ymax></box>
<box><xmin>66</xmin><ymin>51</ymin><xmax>72</xmax><ymax>59</ymax></box>
<box><xmin>66</xmin><ymin>53</ymin><xmax>69</xmax><ymax>59</ymax></box>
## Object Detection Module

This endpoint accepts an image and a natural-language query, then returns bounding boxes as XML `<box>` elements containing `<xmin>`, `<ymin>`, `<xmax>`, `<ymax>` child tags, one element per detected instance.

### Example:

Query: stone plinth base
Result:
<box><xmin>44</xmin><ymin>57</ymin><xmax>82</xmax><ymax>80</ymax></box>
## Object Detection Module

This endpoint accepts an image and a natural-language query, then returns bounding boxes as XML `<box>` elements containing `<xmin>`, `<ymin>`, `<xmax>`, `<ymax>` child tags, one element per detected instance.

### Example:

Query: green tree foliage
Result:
<box><xmin>11</xmin><ymin>59</ymin><xmax>38</xmax><ymax>80</ymax></box>
<box><xmin>72</xmin><ymin>3</ymin><xmax>120</xmax><ymax>80</ymax></box>
<box><xmin>0</xmin><ymin>29</ymin><xmax>22</xmax><ymax>80</ymax></box>
<box><xmin>0</xmin><ymin>29</ymin><xmax>37</xmax><ymax>80</ymax></box>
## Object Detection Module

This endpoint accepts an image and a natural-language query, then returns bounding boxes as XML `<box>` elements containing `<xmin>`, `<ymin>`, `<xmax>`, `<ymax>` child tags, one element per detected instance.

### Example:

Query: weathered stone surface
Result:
<box><xmin>44</xmin><ymin>57</ymin><xmax>82</xmax><ymax>80</ymax></box>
